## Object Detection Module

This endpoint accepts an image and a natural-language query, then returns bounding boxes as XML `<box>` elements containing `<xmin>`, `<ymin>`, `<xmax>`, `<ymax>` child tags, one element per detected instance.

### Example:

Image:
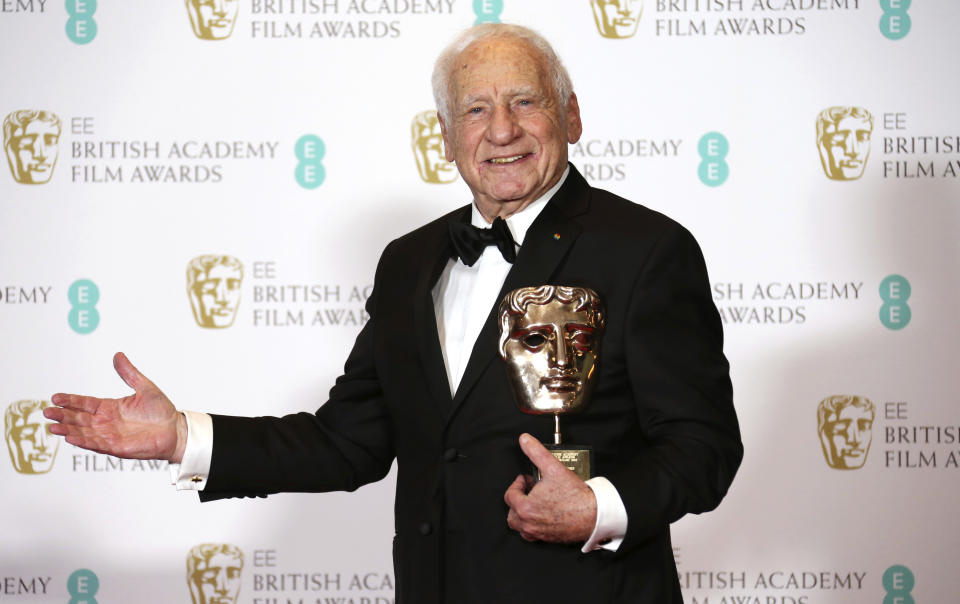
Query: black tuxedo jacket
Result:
<box><xmin>202</xmin><ymin>166</ymin><xmax>742</xmax><ymax>603</ymax></box>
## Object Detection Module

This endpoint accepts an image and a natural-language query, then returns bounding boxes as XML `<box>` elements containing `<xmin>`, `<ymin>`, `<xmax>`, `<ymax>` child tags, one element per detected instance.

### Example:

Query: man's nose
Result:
<box><xmin>486</xmin><ymin>105</ymin><xmax>521</xmax><ymax>146</ymax></box>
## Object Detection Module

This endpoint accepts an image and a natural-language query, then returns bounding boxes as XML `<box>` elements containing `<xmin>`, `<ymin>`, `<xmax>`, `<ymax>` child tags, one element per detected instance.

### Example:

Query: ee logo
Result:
<box><xmin>66</xmin><ymin>0</ymin><xmax>97</xmax><ymax>45</ymax></box>
<box><xmin>879</xmin><ymin>274</ymin><xmax>911</xmax><ymax>330</ymax></box>
<box><xmin>882</xmin><ymin>565</ymin><xmax>914</xmax><ymax>604</ymax></box>
<box><xmin>295</xmin><ymin>134</ymin><xmax>325</xmax><ymax>189</ymax></box>
<box><xmin>473</xmin><ymin>0</ymin><xmax>503</xmax><ymax>24</ymax></box>
<box><xmin>879</xmin><ymin>0</ymin><xmax>911</xmax><ymax>41</ymax></box>
<box><xmin>68</xmin><ymin>569</ymin><xmax>99</xmax><ymax>604</ymax></box>
<box><xmin>68</xmin><ymin>279</ymin><xmax>99</xmax><ymax>334</ymax></box>
<box><xmin>698</xmin><ymin>132</ymin><xmax>729</xmax><ymax>187</ymax></box>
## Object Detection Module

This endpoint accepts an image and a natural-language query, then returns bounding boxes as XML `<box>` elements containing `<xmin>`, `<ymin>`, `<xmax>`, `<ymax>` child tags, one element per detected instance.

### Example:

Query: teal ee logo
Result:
<box><xmin>879</xmin><ymin>0</ymin><xmax>910</xmax><ymax>40</ymax></box>
<box><xmin>65</xmin><ymin>0</ymin><xmax>97</xmax><ymax>45</ymax></box>
<box><xmin>882</xmin><ymin>565</ymin><xmax>914</xmax><ymax>604</ymax></box>
<box><xmin>67</xmin><ymin>568</ymin><xmax>99</xmax><ymax>604</ymax></box>
<box><xmin>473</xmin><ymin>0</ymin><xmax>503</xmax><ymax>24</ymax></box>
<box><xmin>698</xmin><ymin>132</ymin><xmax>729</xmax><ymax>187</ymax></box>
<box><xmin>68</xmin><ymin>279</ymin><xmax>99</xmax><ymax>334</ymax></box>
<box><xmin>879</xmin><ymin>274</ymin><xmax>911</xmax><ymax>330</ymax></box>
<box><xmin>295</xmin><ymin>134</ymin><xmax>325</xmax><ymax>189</ymax></box>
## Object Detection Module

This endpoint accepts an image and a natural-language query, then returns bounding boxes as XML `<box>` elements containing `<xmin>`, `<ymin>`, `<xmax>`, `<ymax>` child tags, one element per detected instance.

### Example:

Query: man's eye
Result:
<box><xmin>468</xmin><ymin>107</ymin><xmax>483</xmax><ymax>114</ymax></box>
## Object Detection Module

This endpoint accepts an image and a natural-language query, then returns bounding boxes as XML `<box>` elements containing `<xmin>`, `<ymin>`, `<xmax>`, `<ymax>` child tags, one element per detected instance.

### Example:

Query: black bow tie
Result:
<box><xmin>448</xmin><ymin>216</ymin><xmax>517</xmax><ymax>267</ymax></box>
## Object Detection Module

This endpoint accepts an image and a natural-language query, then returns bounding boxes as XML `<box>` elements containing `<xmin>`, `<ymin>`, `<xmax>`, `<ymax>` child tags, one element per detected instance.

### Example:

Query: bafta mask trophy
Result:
<box><xmin>498</xmin><ymin>285</ymin><xmax>605</xmax><ymax>481</ymax></box>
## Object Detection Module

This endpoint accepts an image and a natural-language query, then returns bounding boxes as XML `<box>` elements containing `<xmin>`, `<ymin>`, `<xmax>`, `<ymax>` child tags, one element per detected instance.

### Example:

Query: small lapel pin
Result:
<box><xmin>553</xmin><ymin>233</ymin><xmax>561</xmax><ymax>240</ymax></box>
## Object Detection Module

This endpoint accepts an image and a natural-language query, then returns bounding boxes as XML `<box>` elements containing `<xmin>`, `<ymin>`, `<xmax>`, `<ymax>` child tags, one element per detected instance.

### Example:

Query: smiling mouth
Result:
<box><xmin>487</xmin><ymin>154</ymin><xmax>530</xmax><ymax>165</ymax></box>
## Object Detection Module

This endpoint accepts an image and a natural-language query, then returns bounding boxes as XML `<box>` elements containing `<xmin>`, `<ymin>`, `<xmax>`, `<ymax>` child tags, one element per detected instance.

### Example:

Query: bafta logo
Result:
<box><xmin>590</xmin><ymin>0</ymin><xmax>643</xmax><ymax>39</ymax></box>
<box><xmin>411</xmin><ymin>110</ymin><xmax>457</xmax><ymax>184</ymax></box>
<box><xmin>5</xmin><ymin>400</ymin><xmax>59</xmax><ymax>474</ymax></box>
<box><xmin>187</xmin><ymin>255</ymin><xmax>243</xmax><ymax>328</ymax></box>
<box><xmin>817</xmin><ymin>395</ymin><xmax>874</xmax><ymax>470</ymax></box>
<box><xmin>3</xmin><ymin>110</ymin><xmax>61</xmax><ymax>185</ymax></box>
<box><xmin>185</xmin><ymin>0</ymin><xmax>239</xmax><ymax>40</ymax></box>
<box><xmin>816</xmin><ymin>106</ymin><xmax>873</xmax><ymax>181</ymax></box>
<box><xmin>187</xmin><ymin>544</ymin><xmax>244</xmax><ymax>604</ymax></box>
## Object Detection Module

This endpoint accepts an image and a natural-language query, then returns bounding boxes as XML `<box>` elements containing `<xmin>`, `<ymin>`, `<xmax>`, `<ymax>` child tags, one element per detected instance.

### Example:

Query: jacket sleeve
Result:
<box><xmin>606</xmin><ymin>222</ymin><xmax>743</xmax><ymax>551</ymax></box>
<box><xmin>200</xmin><ymin>245</ymin><xmax>397</xmax><ymax>501</ymax></box>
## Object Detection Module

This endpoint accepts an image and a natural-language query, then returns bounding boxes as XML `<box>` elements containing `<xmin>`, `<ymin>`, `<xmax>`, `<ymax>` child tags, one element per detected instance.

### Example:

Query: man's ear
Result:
<box><xmin>565</xmin><ymin>93</ymin><xmax>583</xmax><ymax>144</ymax></box>
<box><xmin>438</xmin><ymin>113</ymin><xmax>455</xmax><ymax>162</ymax></box>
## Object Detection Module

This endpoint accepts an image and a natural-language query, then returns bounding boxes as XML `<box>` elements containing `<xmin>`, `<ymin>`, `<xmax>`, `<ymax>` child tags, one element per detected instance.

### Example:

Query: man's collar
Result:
<box><xmin>470</xmin><ymin>165</ymin><xmax>571</xmax><ymax>246</ymax></box>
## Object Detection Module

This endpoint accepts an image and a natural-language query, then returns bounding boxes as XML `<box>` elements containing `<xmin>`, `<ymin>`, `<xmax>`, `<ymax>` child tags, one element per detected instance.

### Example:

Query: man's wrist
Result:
<box><xmin>171</xmin><ymin>411</ymin><xmax>187</xmax><ymax>464</ymax></box>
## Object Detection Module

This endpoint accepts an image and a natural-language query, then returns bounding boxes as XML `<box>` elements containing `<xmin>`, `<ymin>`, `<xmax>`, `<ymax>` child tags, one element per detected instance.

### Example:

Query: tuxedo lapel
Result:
<box><xmin>413</xmin><ymin>209</ymin><xmax>464</xmax><ymax>416</ymax></box>
<box><xmin>450</xmin><ymin>167</ymin><xmax>591</xmax><ymax>411</ymax></box>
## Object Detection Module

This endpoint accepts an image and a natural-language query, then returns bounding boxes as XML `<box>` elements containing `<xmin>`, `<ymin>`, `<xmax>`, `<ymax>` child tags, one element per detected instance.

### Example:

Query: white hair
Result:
<box><xmin>431</xmin><ymin>24</ymin><xmax>574</xmax><ymax>122</ymax></box>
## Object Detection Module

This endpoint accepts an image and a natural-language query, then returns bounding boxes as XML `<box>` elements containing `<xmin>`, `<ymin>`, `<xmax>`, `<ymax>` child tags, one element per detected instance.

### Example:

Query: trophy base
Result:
<box><xmin>533</xmin><ymin>444</ymin><xmax>592</xmax><ymax>482</ymax></box>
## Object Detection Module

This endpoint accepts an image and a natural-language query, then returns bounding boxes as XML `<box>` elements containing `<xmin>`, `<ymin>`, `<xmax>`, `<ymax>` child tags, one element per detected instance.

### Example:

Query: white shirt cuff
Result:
<box><xmin>582</xmin><ymin>476</ymin><xmax>628</xmax><ymax>553</ymax></box>
<box><xmin>168</xmin><ymin>410</ymin><xmax>213</xmax><ymax>490</ymax></box>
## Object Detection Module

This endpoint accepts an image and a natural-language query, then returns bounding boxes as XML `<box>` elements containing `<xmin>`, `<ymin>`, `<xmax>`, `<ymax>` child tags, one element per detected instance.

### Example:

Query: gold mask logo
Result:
<box><xmin>816</xmin><ymin>106</ymin><xmax>873</xmax><ymax>181</ymax></box>
<box><xmin>185</xmin><ymin>0</ymin><xmax>239</xmax><ymax>40</ymax></box>
<box><xmin>5</xmin><ymin>400</ymin><xmax>59</xmax><ymax>474</ymax></box>
<box><xmin>817</xmin><ymin>395</ymin><xmax>874</xmax><ymax>470</ymax></box>
<box><xmin>3</xmin><ymin>110</ymin><xmax>61</xmax><ymax>185</ymax></box>
<box><xmin>187</xmin><ymin>543</ymin><xmax>244</xmax><ymax>604</ymax></box>
<box><xmin>187</xmin><ymin>255</ymin><xmax>244</xmax><ymax>329</ymax></box>
<box><xmin>590</xmin><ymin>0</ymin><xmax>643</xmax><ymax>39</ymax></box>
<box><xmin>412</xmin><ymin>110</ymin><xmax>457</xmax><ymax>184</ymax></box>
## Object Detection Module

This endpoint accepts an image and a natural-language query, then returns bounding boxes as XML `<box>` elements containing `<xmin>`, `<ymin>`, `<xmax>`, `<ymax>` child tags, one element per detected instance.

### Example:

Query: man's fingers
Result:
<box><xmin>48</xmin><ymin>393</ymin><xmax>103</xmax><ymax>415</ymax></box>
<box><xmin>113</xmin><ymin>352</ymin><xmax>152</xmax><ymax>392</ymax></box>
<box><xmin>518</xmin><ymin>433</ymin><xmax>565</xmax><ymax>479</ymax></box>
<box><xmin>503</xmin><ymin>474</ymin><xmax>528</xmax><ymax>508</ymax></box>
<box><xmin>46</xmin><ymin>406</ymin><xmax>98</xmax><ymax>428</ymax></box>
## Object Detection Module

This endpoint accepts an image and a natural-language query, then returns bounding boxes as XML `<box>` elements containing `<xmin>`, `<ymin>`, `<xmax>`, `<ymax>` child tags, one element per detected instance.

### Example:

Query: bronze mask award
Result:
<box><xmin>498</xmin><ymin>285</ymin><xmax>606</xmax><ymax>481</ymax></box>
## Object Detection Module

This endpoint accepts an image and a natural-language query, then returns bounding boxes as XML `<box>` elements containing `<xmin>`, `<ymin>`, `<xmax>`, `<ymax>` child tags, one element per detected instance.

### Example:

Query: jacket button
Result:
<box><xmin>418</xmin><ymin>522</ymin><xmax>432</xmax><ymax>536</ymax></box>
<box><xmin>443</xmin><ymin>448</ymin><xmax>458</xmax><ymax>462</ymax></box>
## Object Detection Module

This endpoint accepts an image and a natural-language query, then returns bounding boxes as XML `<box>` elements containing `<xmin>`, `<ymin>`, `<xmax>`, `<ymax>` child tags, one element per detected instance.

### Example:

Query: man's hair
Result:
<box><xmin>816</xmin><ymin>106</ymin><xmax>873</xmax><ymax>141</ymax></box>
<box><xmin>498</xmin><ymin>285</ymin><xmax>604</xmax><ymax>355</ymax></box>
<box><xmin>186</xmin><ymin>255</ymin><xmax>243</xmax><ymax>288</ymax></box>
<box><xmin>3</xmin><ymin>110</ymin><xmax>62</xmax><ymax>143</ymax></box>
<box><xmin>817</xmin><ymin>395</ymin><xmax>875</xmax><ymax>433</ymax></box>
<box><xmin>431</xmin><ymin>24</ymin><xmax>574</xmax><ymax>122</ymax></box>
<box><xmin>4</xmin><ymin>400</ymin><xmax>48</xmax><ymax>439</ymax></box>
<box><xmin>186</xmin><ymin>543</ymin><xmax>243</xmax><ymax>576</ymax></box>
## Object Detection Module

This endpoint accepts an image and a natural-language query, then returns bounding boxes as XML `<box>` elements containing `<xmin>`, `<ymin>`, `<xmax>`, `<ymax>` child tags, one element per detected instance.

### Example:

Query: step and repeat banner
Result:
<box><xmin>2</xmin><ymin>1</ymin><xmax>958</xmax><ymax>603</ymax></box>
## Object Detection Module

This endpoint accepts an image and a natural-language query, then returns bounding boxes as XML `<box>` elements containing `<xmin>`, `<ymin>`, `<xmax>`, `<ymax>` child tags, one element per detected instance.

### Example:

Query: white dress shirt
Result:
<box><xmin>171</xmin><ymin>166</ymin><xmax>627</xmax><ymax>552</ymax></box>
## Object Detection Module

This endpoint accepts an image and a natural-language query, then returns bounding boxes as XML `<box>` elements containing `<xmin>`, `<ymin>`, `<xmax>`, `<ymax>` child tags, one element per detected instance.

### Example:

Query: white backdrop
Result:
<box><xmin>2</xmin><ymin>1</ymin><xmax>958</xmax><ymax>602</ymax></box>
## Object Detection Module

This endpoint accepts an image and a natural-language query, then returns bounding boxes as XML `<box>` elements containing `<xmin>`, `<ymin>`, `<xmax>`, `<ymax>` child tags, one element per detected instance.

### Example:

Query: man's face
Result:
<box><xmin>186</xmin><ymin>0</ymin><xmax>239</xmax><ymax>40</ymax></box>
<box><xmin>412</xmin><ymin>111</ymin><xmax>457</xmax><ymax>183</ymax></box>
<box><xmin>5</xmin><ymin>119</ymin><xmax>60</xmax><ymax>184</ymax></box>
<box><xmin>6</xmin><ymin>407</ymin><xmax>58</xmax><ymax>474</ymax></box>
<box><xmin>502</xmin><ymin>299</ymin><xmax>600</xmax><ymax>414</ymax></box>
<box><xmin>439</xmin><ymin>37</ymin><xmax>582</xmax><ymax>217</ymax></box>
<box><xmin>190</xmin><ymin>553</ymin><xmax>242</xmax><ymax>604</ymax></box>
<box><xmin>819</xmin><ymin>115</ymin><xmax>871</xmax><ymax>180</ymax></box>
<box><xmin>590</xmin><ymin>0</ymin><xmax>643</xmax><ymax>38</ymax></box>
<box><xmin>820</xmin><ymin>404</ymin><xmax>873</xmax><ymax>469</ymax></box>
<box><xmin>190</xmin><ymin>264</ymin><xmax>242</xmax><ymax>328</ymax></box>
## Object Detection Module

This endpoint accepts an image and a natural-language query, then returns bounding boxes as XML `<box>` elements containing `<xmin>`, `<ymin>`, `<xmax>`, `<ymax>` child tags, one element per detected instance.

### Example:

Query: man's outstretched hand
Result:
<box><xmin>503</xmin><ymin>433</ymin><xmax>597</xmax><ymax>543</ymax></box>
<box><xmin>44</xmin><ymin>352</ymin><xmax>186</xmax><ymax>463</ymax></box>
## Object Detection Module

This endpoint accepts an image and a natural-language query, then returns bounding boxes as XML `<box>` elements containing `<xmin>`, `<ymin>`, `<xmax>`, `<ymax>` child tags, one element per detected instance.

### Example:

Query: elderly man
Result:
<box><xmin>46</xmin><ymin>24</ymin><xmax>741</xmax><ymax>603</ymax></box>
